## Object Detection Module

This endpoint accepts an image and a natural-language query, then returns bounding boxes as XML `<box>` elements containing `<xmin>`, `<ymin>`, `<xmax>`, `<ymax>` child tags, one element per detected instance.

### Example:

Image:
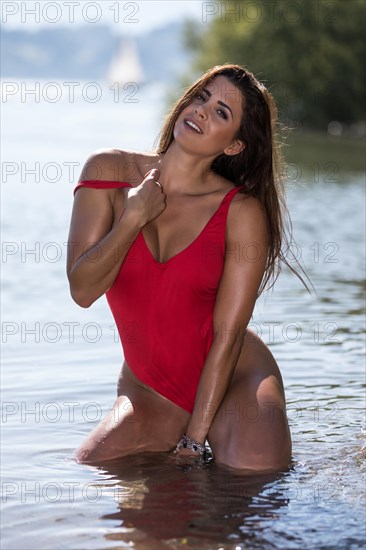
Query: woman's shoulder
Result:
<box><xmin>211</xmin><ymin>172</ymin><xmax>251</xmax><ymax>203</ymax></box>
<box><xmin>79</xmin><ymin>148</ymin><xmax>159</xmax><ymax>186</ymax></box>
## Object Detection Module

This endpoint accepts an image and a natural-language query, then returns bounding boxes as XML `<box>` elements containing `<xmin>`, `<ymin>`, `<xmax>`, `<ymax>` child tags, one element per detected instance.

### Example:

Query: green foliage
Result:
<box><xmin>183</xmin><ymin>0</ymin><xmax>366</xmax><ymax>129</ymax></box>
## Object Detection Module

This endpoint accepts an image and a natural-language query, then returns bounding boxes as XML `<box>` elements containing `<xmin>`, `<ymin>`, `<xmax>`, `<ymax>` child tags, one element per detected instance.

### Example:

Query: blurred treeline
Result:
<box><xmin>181</xmin><ymin>0</ymin><xmax>365</xmax><ymax>132</ymax></box>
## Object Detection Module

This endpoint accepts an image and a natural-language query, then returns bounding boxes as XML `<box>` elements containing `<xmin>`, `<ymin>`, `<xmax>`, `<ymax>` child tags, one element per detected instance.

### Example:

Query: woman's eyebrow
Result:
<box><xmin>202</xmin><ymin>88</ymin><xmax>233</xmax><ymax>117</ymax></box>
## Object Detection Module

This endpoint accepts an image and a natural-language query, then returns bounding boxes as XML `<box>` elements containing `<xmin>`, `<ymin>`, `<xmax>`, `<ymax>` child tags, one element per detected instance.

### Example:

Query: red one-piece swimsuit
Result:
<box><xmin>74</xmin><ymin>180</ymin><xmax>242</xmax><ymax>413</ymax></box>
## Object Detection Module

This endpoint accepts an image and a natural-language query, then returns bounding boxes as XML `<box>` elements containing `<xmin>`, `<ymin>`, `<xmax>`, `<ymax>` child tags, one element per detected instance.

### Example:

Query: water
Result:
<box><xmin>2</xmin><ymin>79</ymin><xmax>365</xmax><ymax>549</ymax></box>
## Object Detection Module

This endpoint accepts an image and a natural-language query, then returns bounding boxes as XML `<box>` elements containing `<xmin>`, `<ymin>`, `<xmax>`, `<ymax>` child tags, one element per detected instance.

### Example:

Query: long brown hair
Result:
<box><xmin>156</xmin><ymin>63</ymin><xmax>314</xmax><ymax>296</ymax></box>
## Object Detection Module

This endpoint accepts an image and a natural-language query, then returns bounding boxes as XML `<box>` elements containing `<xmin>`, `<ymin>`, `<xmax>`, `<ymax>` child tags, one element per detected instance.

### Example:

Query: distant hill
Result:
<box><xmin>0</xmin><ymin>22</ymin><xmax>192</xmax><ymax>82</ymax></box>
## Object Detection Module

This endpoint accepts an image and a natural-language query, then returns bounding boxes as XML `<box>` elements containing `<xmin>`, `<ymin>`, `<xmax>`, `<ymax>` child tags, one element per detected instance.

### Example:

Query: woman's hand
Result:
<box><xmin>124</xmin><ymin>168</ymin><xmax>166</xmax><ymax>227</ymax></box>
<box><xmin>174</xmin><ymin>434</ymin><xmax>206</xmax><ymax>466</ymax></box>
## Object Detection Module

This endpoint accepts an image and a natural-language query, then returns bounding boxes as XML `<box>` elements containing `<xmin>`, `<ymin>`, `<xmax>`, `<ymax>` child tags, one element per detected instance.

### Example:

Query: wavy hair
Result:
<box><xmin>155</xmin><ymin>63</ymin><xmax>314</xmax><ymax>296</ymax></box>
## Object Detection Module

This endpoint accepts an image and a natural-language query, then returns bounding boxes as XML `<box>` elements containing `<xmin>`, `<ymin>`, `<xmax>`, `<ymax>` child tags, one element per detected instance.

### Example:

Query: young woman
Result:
<box><xmin>67</xmin><ymin>63</ymin><xmax>311</xmax><ymax>472</ymax></box>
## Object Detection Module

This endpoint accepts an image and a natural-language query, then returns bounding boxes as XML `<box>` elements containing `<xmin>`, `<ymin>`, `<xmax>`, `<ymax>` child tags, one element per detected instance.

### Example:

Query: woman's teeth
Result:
<box><xmin>185</xmin><ymin>120</ymin><xmax>202</xmax><ymax>133</ymax></box>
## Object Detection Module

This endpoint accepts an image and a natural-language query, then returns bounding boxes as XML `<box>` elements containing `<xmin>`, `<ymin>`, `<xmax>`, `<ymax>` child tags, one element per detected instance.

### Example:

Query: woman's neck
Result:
<box><xmin>156</xmin><ymin>142</ymin><xmax>216</xmax><ymax>194</ymax></box>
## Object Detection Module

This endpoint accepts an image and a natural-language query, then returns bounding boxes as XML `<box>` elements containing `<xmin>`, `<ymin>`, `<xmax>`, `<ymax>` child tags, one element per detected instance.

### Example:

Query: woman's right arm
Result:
<box><xmin>66</xmin><ymin>152</ymin><xmax>164</xmax><ymax>308</ymax></box>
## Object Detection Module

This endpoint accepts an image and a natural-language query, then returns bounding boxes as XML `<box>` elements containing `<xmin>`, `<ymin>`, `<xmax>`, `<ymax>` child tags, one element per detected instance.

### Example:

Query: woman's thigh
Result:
<box><xmin>75</xmin><ymin>363</ymin><xmax>191</xmax><ymax>464</ymax></box>
<box><xmin>208</xmin><ymin>329</ymin><xmax>292</xmax><ymax>472</ymax></box>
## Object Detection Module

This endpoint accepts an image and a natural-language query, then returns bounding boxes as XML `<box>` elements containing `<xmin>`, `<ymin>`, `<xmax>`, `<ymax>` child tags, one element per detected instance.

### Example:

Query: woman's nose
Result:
<box><xmin>195</xmin><ymin>105</ymin><xmax>208</xmax><ymax>119</ymax></box>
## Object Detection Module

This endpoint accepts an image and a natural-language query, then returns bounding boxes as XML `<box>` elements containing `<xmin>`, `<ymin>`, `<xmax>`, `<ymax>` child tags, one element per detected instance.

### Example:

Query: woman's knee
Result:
<box><xmin>74</xmin><ymin>395</ymin><xmax>185</xmax><ymax>463</ymax></box>
<box><xmin>75</xmin><ymin>426</ymin><xmax>141</xmax><ymax>464</ymax></box>
<box><xmin>74</xmin><ymin>396</ymin><xmax>144</xmax><ymax>463</ymax></box>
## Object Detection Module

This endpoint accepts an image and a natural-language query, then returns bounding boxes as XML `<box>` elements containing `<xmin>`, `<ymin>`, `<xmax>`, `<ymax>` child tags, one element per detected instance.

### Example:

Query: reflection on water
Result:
<box><xmin>2</xmin><ymin>81</ymin><xmax>365</xmax><ymax>549</ymax></box>
<box><xmin>90</xmin><ymin>453</ymin><xmax>290</xmax><ymax>549</ymax></box>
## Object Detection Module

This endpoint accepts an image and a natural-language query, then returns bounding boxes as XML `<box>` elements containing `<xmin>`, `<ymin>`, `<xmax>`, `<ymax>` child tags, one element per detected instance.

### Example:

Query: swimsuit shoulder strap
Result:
<box><xmin>73</xmin><ymin>180</ymin><xmax>133</xmax><ymax>195</ymax></box>
<box><xmin>217</xmin><ymin>186</ymin><xmax>243</xmax><ymax>217</ymax></box>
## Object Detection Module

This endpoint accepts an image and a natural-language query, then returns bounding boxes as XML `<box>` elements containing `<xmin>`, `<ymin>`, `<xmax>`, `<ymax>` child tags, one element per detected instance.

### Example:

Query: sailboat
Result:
<box><xmin>107</xmin><ymin>37</ymin><xmax>145</xmax><ymax>87</ymax></box>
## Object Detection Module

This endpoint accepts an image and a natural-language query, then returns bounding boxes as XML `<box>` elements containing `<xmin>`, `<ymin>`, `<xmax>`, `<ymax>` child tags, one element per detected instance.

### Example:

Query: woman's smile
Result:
<box><xmin>184</xmin><ymin>118</ymin><xmax>204</xmax><ymax>134</ymax></box>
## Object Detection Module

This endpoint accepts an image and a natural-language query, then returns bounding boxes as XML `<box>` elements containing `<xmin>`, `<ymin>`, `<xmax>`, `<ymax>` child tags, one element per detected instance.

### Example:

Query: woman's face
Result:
<box><xmin>173</xmin><ymin>75</ymin><xmax>245</xmax><ymax>158</ymax></box>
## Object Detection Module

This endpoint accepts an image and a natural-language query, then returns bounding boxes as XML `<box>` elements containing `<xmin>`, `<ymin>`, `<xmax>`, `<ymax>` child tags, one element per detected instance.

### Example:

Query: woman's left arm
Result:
<box><xmin>183</xmin><ymin>194</ymin><xmax>269</xmax><ymax>447</ymax></box>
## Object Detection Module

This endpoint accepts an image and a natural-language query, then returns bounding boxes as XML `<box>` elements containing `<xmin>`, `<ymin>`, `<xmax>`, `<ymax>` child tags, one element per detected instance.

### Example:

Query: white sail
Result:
<box><xmin>107</xmin><ymin>37</ymin><xmax>145</xmax><ymax>85</ymax></box>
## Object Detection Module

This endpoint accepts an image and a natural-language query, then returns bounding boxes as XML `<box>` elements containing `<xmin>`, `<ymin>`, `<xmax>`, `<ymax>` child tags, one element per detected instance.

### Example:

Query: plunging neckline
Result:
<box><xmin>140</xmin><ymin>186</ymin><xmax>239</xmax><ymax>265</ymax></box>
<box><xmin>75</xmin><ymin>179</ymin><xmax>240</xmax><ymax>265</ymax></box>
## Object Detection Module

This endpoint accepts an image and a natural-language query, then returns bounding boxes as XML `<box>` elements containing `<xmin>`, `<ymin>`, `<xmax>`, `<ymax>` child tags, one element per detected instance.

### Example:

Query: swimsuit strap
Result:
<box><xmin>215</xmin><ymin>186</ymin><xmax>243</xmax><ymax>220</ymax></box>
<box><xmin>73</xmin><ymin>180</ymin><xmax>132</xmax><ymax>195</ymax></box>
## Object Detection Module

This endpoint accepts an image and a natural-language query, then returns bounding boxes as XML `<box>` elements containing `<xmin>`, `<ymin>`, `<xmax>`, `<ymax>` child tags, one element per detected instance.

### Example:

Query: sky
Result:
<box><xmin>1</xmin><ymin>0</ymin><xmax>205</xmax><ymax>34</ymax></box>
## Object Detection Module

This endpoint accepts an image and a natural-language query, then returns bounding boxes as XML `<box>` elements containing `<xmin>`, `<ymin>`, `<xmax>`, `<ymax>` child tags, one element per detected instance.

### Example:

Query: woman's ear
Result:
<box><xmin>224</xmin><ymin>139</ymin><xmax>246</xmax><ymax>156</ymax></box>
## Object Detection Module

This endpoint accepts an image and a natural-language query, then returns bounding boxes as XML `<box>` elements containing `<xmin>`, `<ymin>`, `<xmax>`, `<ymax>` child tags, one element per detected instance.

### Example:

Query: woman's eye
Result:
<box><xmin>195</xmin><ymin>94</ymin><xmax>227</xmax><ymax>119</ymax></box>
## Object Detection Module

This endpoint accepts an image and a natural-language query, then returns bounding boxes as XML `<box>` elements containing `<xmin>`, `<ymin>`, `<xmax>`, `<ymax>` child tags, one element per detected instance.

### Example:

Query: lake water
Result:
<box><xmin>1</xmin><ymin>79</ymin><xmax>365</xmax><ymax>549</ymax></box>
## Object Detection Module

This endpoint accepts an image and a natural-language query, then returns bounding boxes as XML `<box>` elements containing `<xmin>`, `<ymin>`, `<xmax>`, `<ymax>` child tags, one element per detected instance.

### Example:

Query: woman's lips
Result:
<box><xmin>184</xmin><ymin>118</ymin><xmax>203</xmax><ymax>134</ymax></box>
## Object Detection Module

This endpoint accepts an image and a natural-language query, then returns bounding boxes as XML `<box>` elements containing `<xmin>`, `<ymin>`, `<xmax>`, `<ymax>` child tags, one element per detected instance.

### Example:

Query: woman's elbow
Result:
<box><xmin>70</xmin><ymin>289</ymin><xmax>93</xmax><ymax>308</ymax></box>
<box><xmin>68</xmin><ymin>282</ymin><xmax>96</xmax><ymax>309</ymax></box>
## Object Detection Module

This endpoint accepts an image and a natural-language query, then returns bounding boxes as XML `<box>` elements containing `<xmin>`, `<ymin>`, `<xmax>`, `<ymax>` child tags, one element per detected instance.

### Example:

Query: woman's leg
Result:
<box><xmin>207</xmin><ymin>329</ymin><xmax>292</xmax><ymax>472</ymax></box>
<box><xmin>75</xmin><ymin>363</ymin><xmax>191</xmax><ymax>463</ymax></box>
